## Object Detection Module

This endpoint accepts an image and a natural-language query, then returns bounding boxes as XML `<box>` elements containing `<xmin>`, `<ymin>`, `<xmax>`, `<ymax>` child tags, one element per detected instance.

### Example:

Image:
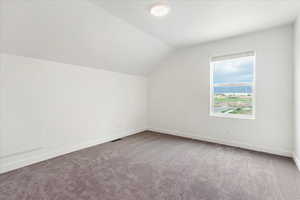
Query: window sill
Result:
<box><xmin>210</xmin><ymin>112</ymin><xmax>255</xmax><ymax>120</ymax></box>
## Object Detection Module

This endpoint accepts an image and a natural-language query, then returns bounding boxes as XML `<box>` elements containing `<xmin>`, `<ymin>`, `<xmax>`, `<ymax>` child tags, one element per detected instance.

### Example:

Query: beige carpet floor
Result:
<box><xmin>0</xmin><ymin>131</ymin><xmax>300</xmax><ymax>200</ymax></box>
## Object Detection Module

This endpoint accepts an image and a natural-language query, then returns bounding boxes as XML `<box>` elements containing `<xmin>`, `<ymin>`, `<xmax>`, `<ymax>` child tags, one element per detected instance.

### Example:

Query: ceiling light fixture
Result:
<box><xmin>150</xmin><ymin>2</ymin><xmax>171</xmax><ymax>17</ymax></box>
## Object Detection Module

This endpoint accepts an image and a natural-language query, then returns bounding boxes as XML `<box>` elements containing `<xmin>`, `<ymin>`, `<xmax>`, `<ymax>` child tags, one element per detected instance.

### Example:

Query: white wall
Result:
<box><xmin>0</xmin><ymin>0</ymin><xmax>171</xmax><ymax>75</ymax></box>
<box><xmin>294</xmin><ymin>18</ymin><xmax>300</xmax><ymax>169</ymax></box>
<box><xmin>149</xmin><ymin>25</ymin><xmax>294</xmax><ymax>157</ymax></box>
<box><xmin>0</xmin><ymin>54</ymin><xmax>147</xmax><ymax>173</ymax></box>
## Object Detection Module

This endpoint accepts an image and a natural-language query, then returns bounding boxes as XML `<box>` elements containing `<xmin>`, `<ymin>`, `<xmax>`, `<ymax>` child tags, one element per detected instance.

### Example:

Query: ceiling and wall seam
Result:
<box><xmin>89</xmin><ymin>0</ymin><xmax>174</xmax><ymax>48</ymax></box>
<box><xmin>0</xmin><ymin>0</ymin><xmax>173</xmax><ymax>76</ymax></box>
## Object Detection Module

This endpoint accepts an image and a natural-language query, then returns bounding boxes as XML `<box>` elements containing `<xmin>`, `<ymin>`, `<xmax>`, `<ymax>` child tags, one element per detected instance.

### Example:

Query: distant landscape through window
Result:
<box><xmin>210</xmin><ymin>52</ymin><xmax>255</xmax><ymax>119</ymax></box>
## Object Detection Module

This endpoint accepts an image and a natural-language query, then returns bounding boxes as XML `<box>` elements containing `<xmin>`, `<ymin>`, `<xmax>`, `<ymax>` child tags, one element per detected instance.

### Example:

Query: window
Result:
<box><xmin>210</xmin><ymin>51</ymin><xmax>255</xmax><ymax>119</ymax></box>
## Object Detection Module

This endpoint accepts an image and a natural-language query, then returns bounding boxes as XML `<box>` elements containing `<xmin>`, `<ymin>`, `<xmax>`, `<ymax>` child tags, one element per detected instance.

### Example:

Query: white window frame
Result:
<box><xmin>209</xmin><ymin>51</ymin><xmax>256</xmax><ymax>120</ymax></box>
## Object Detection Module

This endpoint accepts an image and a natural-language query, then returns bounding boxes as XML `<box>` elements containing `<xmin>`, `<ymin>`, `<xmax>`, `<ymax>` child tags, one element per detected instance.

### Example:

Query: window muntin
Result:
<box><xmin>210</xmin><ymin>52</ymin><xmax>255</xmax><ymax>119</ymax></box>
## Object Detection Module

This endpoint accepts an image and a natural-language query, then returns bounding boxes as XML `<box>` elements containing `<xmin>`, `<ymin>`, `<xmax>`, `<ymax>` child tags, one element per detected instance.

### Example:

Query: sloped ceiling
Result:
<box><xmin>1</xmin><ymin>0</ymin><xmax>300</xmax><ymax>75</ymax></box>
<box><xmin>0</xmin><ymin>0</ymin><xmax>172</xmax><ymax>75</ymax></box>
<box><xmin>96</xmin><ymin>0</ymin><xmax>300</xmax><ymax>48</ymax></box>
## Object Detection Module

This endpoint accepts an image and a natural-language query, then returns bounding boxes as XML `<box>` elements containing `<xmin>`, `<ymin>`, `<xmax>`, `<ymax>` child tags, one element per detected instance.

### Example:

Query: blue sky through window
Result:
<box><xmin>213</xmin><ymin>56</ymin><xmax>254</xmax><ymax>85</ymax></box>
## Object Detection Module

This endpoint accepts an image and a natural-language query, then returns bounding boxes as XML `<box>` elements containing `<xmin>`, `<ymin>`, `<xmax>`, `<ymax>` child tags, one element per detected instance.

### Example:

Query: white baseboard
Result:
<box><xmin>294</xmin><ymin>153</ymin><xmax>300</xmax><ymax>171</ymax></box>
<box><xmin>148</xmin><ymin>128</ymin><xmax>292</xmax><ymax>158</ymax></box>
<box><xmin>0</xmin><ymin>128</ymin><xmax>146</xmax><ymax>174</ymax></box>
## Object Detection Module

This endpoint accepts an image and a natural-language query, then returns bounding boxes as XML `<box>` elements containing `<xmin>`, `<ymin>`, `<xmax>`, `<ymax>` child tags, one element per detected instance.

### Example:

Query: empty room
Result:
<box><xmin>1</xmin><ymin>0</ymin><xmax>300</xmax><ymax>199</ymax></box>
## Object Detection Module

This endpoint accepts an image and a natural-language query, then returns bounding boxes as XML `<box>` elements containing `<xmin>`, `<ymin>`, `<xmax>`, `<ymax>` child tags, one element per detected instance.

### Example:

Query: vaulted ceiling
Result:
<box><xmin>0</xmin><ymin>0</ymin><xmax>171</xmax><ymax>76</ymax></box>
<box><xmin>1</xmin><ymin>0</ymin><xmax>300</xmax><ymax>75</ymax></box>
<box><xmin>96</xmin><ymin>0</ymin><xmax>300</xmax><ymax>47</ymax></box>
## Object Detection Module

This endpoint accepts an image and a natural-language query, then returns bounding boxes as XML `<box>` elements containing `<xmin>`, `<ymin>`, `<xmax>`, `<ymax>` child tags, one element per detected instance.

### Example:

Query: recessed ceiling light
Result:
<box><xmin>150</xmin><ymin>3</ymin><xmax>171</xmax><ymax>17</ymax></box>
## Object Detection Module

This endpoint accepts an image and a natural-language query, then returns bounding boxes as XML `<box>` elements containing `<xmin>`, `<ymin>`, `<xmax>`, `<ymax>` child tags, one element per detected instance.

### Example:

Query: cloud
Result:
<box><xmin>213</xmin><ymin>56</ymin><xmax>253</xmax><ymax>84</ymax></box>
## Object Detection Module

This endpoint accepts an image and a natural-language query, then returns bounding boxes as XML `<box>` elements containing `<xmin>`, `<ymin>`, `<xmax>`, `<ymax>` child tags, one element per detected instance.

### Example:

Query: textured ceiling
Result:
<box><xmin>95</xmin><ymin>0</ymin><xmax>300</xmax><ymax>47</ymax></box>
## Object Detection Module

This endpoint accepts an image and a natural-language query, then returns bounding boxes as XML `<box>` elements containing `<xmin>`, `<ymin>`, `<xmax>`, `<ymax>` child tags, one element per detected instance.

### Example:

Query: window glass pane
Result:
<box><xmin>211</xmin><ymin>54</ymin><xmax>255</xmax><ymax>118</ymax></box>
